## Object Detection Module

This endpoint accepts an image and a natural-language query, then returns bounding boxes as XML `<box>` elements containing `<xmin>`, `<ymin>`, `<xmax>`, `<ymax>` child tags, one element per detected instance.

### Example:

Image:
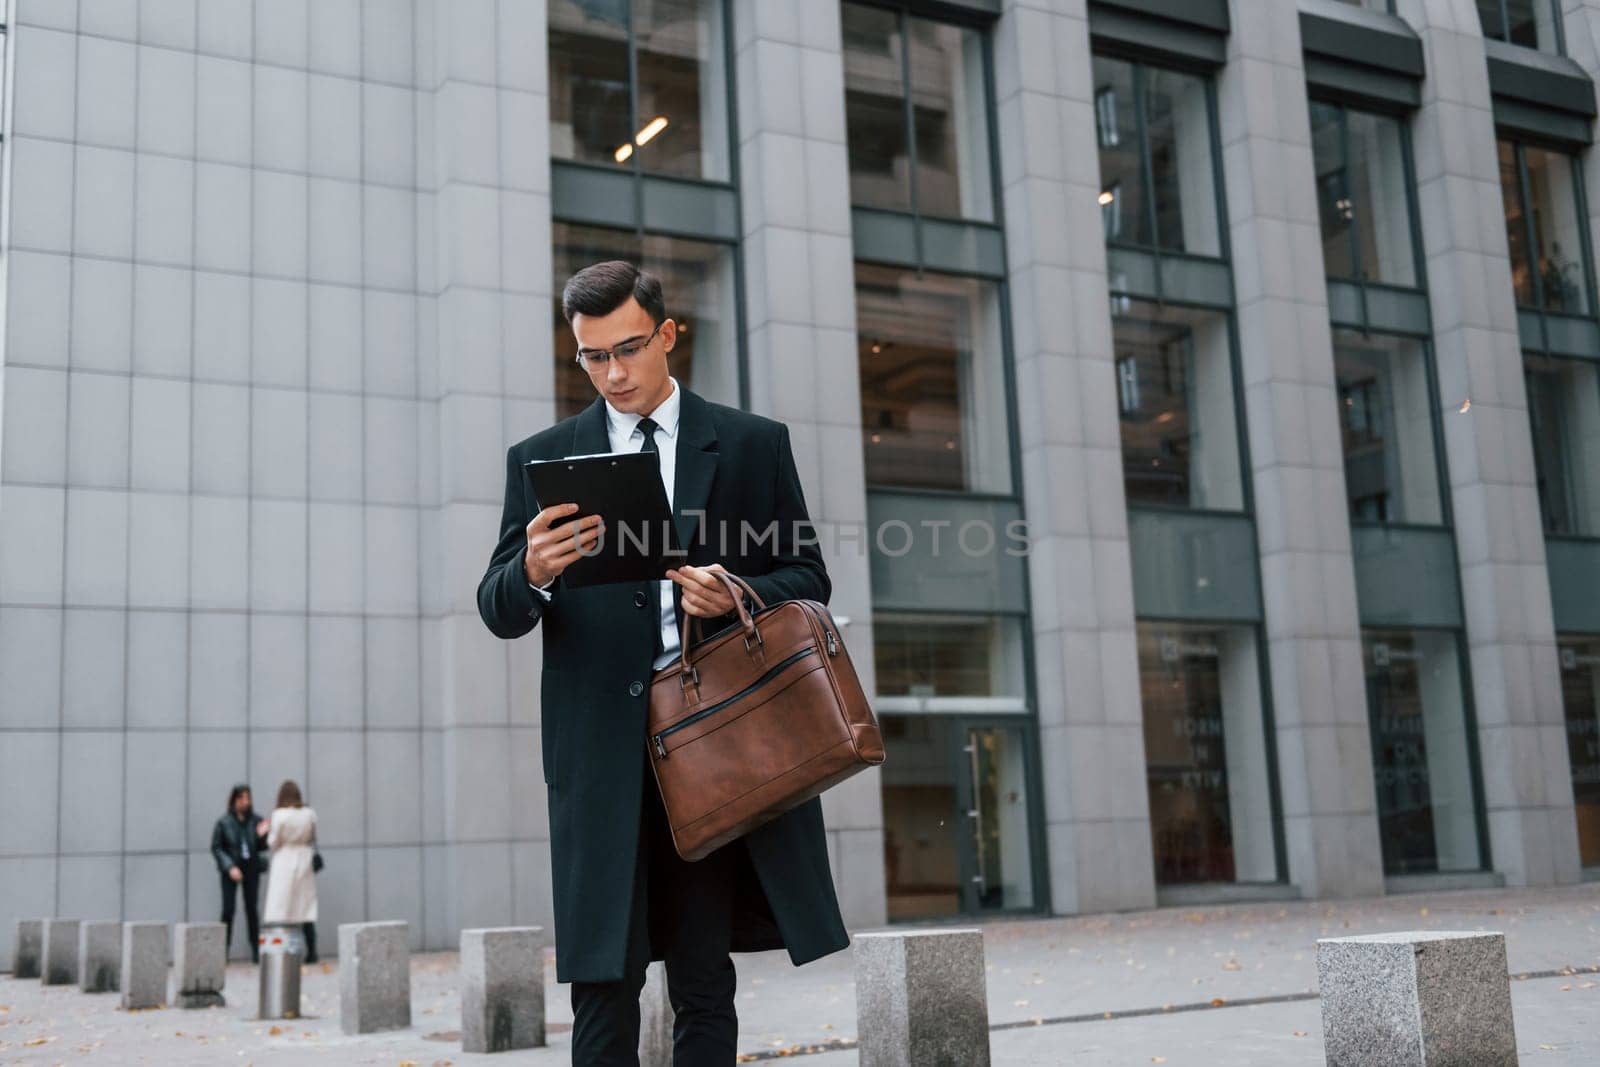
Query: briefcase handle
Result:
<box><xmin>675</xmin><ymin>571</ymin><xmax>768</xmax><ymax>689</ymax></box>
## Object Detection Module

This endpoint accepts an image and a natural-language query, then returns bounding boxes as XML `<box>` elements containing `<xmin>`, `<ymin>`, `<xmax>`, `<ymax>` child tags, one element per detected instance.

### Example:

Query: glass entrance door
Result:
<box><xmin>881</xmin><ymin>716</ymin><xmax>1037</xmax><ymax>920</ymax></box>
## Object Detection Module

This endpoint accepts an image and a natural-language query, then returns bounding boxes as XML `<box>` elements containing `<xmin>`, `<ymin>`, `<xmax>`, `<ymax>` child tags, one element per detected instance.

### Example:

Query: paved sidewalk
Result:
<box><xmin>0</xmin><ymin>883</ymin><xmax>1595</xmax><ymax>1064</ymax></box>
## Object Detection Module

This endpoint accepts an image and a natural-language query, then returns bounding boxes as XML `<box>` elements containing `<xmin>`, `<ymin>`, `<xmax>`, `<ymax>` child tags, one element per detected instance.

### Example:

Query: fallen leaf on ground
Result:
<box><xmin>1293</xmin><ymin>1030</ymin><xmax>1308</xmax><ymax>1037</ymax></box>
<box><xmin>1419</xmin><ymin>907</ymin><xmax>1430</xmax><ymax>916</ymax></box>
<box><xmin>1223</xmin><ymin>960</ymin><xmax>1241</xmax><ymax>971</ymax></box>
<box><xmin>1539</xmin><ymin>1044</ymin><xmax>1556</xmax><ymax>1051</ymax></box>
<box><xmin>268</xmin><ymin>1026</ymin><xmax>282</xmax><ymax>1036</ymax></box>
<box><xmin>24</xmin><ymin>1037</ymin><xmax>52</xmax><ymax>1047</ymax></box>
<box><xmin>1209</xmin><ymin>998</ymin><xmax>1226</xmax><ymax>1007</ymax></box>
<box><xmin>1152</xmin><ymin>1058</ymin><xmax>1167</xmax><ymax>1063</ymax></box>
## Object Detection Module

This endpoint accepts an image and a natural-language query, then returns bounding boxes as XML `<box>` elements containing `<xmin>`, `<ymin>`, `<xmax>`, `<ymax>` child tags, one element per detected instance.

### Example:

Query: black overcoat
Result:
<box><xmin>477</xmin><ymin>387</ymin><xmax>851</xmax><ymax>983</ymax></box>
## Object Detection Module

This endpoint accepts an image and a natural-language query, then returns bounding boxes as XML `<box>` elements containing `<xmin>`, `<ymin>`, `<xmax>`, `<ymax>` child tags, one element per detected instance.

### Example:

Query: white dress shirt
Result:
<box><xmin>531</xmin><ymin>378</ymin><xmax>684</xmax><ymax>672</ymax></box>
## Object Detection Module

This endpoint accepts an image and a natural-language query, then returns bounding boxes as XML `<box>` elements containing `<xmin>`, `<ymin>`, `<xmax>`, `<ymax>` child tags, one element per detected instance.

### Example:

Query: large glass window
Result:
<box><xmin>1557</xmin><ymin>638</ymin><xmax>1600</xmax><ymax>868</ymax></box>
<box><xmin>552</xmin><ymin>222</ymin><xmax>739</xmax><ymax>419</ymax></box>
<box><xmin>1525</xmin><ymin>353</ymin><xmax>1600</xmax><ymax>536</ymax></box>
<box><xmin>1478</xmin><ymin>0</ymin><xmax>1563</xmax><ymax>53</ymax></box>
<box><xmin>1310</xmin><ymin>104</ymin><xmax>1418</xmax><ymax>288</ymax></box>
<box><xmin>874</xmin><ymin>615</ymin><xmax>1027</xmax><ymax>703</ymax></box>
<box><xmin>855</xmin><ymin>265</ymin><xmax>1012</xmax><ymax>493</ymax></box>
<box><xmin>1138</xmin><ymin>622</ymin><xmax>1277</xmax><ymax>886</ymax></box>
<box><xmin>549</xmin><ymin>0</ymin><xmax>730</xmax><ymax>181</ymax></box>
<box><xmin>1363</xmin><ymin>628</ymin><xmax>1484</xmax><ymax>875</ymax></box>
<box><xmin>1112</xmin><ymin>301</ymin><xmax>1245</xmax><ymax>511</ymax></box>
<box><xmin>1092</xmin><ymin>56</ymin><xmax>1222</xmax><ymax>258</ymax></box>
<box><xmin>842</xmin><ymin>2</ymin><xmax>993</xmax><ymax>221</ymax></box>
<box><xmin>1334</xmin><ymin>330</ymin><xmax>1445</xmax><ymax>525</ymax></box>
<box><xmin>1500</xmin><ymin>141</ymin><xmax>1591</xmax><ymax>315</ymax></box>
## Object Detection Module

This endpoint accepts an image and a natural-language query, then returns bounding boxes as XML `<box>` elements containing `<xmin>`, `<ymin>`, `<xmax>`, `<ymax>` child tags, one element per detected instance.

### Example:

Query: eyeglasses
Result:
<box><xmin>575</xmin><ymin>321</ymin><xmax>665</xmax><ymax>370</ymax></box>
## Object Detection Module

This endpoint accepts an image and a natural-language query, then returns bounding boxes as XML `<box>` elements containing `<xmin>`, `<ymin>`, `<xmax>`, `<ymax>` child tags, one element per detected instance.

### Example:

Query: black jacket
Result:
<box><xmin>211</xmin><ymin>810</ymin><xmax>268</xmax><ymax>878</ymax></box>
<box><xmin>478</xmin><ymin>388</ymin><xmax>850</xmax><ymax>983</ymax></box>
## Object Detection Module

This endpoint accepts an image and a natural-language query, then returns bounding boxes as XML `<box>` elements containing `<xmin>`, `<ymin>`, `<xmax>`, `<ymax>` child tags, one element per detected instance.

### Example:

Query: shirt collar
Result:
<box><xmin>605</xmin><ymin>376</ymin><xmax>681</xmax><ymax>444</ymax></box>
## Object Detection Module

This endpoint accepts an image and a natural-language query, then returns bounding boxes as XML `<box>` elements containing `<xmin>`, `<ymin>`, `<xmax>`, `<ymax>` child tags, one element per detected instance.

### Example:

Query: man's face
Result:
<box><xmin>571</xmin><ymin>296</ymin><xmax>677</xmax><ymax>416</ymax></box>
<box><xmin>234</xmin><ymin>791</ymin><xmax>251</xmax><ymax>816</ymax></box>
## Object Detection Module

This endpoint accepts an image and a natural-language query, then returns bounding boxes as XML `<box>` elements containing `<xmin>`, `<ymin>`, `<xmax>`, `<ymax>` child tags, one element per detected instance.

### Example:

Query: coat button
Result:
<box><xmin>629</xmin><ymin>681</ymin><xmax>644</xmax><ymax>697</ymax></box>
<box><xmin>634</xmin><ymin>591</ymin><xmax>648</xmax><ymax>608</ymax></box>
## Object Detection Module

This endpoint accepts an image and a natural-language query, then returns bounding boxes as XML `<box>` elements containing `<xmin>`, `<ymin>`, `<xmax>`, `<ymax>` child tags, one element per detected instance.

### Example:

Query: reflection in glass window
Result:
<box><xmin>1478</xmin><ymin>0</ymin><xmax>1562</xmax><ymax>53</ymax></box>
<box><xmin>633</xmin><ymin>0</ymin><xmax>730</xmax><ymax>181</ymax></box>
<box><xmin>1092</xmin><ymin>56</ymin><xmax>1221</xmax><ymax>257</ymax></box>
<box><xmin>842</xmin><ymin>3</ymin><xmax>993</xmax><ymax>221</ymax></box>
<box><xmin>1112</xmin><ymin>301</ymin><xmax>1244</xmax><ymax>511</ymax></box>
<box><xmin>549</xmin><ymin>0</ymin><xmax>730</xmax><ymax>181</ymax></box>
<box><xmin>1524</xmin><ymin>354</ymin><xmax>1600</xmax><ymax>536</ymax></box>
<box><xmin>1363</xmin><ymin>628</ymin><xmax>1482</xmax><ymax>875</ymax></box>
<box><xmin>549</xmin><ymin>0</ymin><xmax>633</xmax><ymax>169</ymax></box>
<box><xmin>907</xmin><ymin>18</ymin><xmax>992</xmax><ymax>221</ymax></box>
<box><xmin>1556</xmin><ymin>638</ymin><xmax>1600</xmax><ymax>868</ymax></box>
<box><xmin>1310</xmin><ymin>103</ymin><xmax>1417</xmax><ymax>287</ymax></box>
<box><xmin>874</xmin><ymin>615</ymin><xmax>1026</xmax><ymax>700</ymax></box>
<box><xmin>1333</xmin><ymin>330</ymin><xmax>1443</xmax><ymax>525</ymax></box>
<box><xmin>1138</xmin><ymin>622</ymin><xmax>1277</xmax><ymax>886</ymax></box>
<box><xmin>855</xmin><ymin>265</ymin><xmax>1011</xmax><ymax>493</ymax></box>
<box><xmin>1500</xmin><ymin>141</ymin><xmax>1591</xmax><ymax>314</ymax></box>
<box><xmin>551</xmin><ymin>222</ymin><xmax>738</xmax><ymax>420</ymax></box>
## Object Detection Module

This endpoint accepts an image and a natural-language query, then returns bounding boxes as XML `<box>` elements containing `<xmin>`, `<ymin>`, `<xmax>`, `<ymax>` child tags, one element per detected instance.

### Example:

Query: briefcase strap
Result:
<box><xmin>674</xmin><ymin>571</ymin><xmax>768</xmax><ymax>683</ymax></box>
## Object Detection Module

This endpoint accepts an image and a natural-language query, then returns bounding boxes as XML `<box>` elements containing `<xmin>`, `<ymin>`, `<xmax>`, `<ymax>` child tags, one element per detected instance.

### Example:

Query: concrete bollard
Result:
<box><xmin>78</xmin><ymin>920</ymin><xmax>122</xmax><ymax>993</ymax></box>
<box><xmin>121</xmin><ymin>922</ymin><xmax>169</xmax><ymax>1010</ymax></box>
<box><xmin>638</xmin><ymin>960</ymin><xmax>676</xmax><ymax>1067</ymax></box>
<box><xmin>173</xmin><ymin>922</ymin><xmax>227</xmax><ymax>1008</ymax></box>
<box><xmin>12</xmin><ymin>920</ymin><xmax>43</xmax><ymax>979</ymax></box>
<box><xmin>853</xmin><ymin>929</ymin><xmax>991</xmax><ymax>1067</ymax></box>
<box><xmin>41</xmin><ymin>919</ymin><xmax>81</xmax><ymax>986</ymax></box>
<box><xmin>460</xmin><ymin>927</ymin><xmax>545</xmax><ymax>1053</ymax></box>
<box><xmin>339</xmin><ymin>921</ymin><xmax>411</xmax><ymax>1035</ymax></box>
<box><xmin>1317</xmin><ymin>931</ymin><xmax>1518</xmax><ymax>1066</ymax></box>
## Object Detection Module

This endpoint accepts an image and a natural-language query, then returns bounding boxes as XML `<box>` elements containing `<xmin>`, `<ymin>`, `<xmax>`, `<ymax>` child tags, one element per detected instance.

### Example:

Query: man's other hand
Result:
<box><xmin>525</xmin><ymin>503</ymin><xmax>604</xmax><ymax>587</ymax></box>
<box><xmin>667</xmin><ymin>563</ymin><xmax>738</xmax><ymax>618</ymax></box>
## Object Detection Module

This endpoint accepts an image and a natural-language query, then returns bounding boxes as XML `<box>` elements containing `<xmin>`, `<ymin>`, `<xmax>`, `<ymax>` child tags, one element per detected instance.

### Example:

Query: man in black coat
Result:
<box><xmin>478</xmin><ymin>261</ymin><xmax>849</xmax><ymax>1064</ymax></box>
<box><xmin>211</xmin><ymin>784</ymin><xmax>269</xmax><ymax>963</ymax></box>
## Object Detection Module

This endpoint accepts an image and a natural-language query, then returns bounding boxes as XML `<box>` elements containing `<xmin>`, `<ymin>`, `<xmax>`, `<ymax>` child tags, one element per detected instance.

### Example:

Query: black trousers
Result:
<box><xmin>570</xmin><ymin>762</ymin><xmax>741</xmax><ymax>1066</ymax></box>
<box><xmin>219</xmin><ymin>871</ymin><xmax>260</xmax><ymax>960</ymax></box>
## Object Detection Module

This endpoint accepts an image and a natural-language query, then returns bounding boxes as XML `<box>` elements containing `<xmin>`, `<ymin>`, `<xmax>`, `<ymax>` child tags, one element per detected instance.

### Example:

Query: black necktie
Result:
<box><xmin>639</xmin><ymin>417</ymin><xmax>664</xmax><ymax>660</ymax></box>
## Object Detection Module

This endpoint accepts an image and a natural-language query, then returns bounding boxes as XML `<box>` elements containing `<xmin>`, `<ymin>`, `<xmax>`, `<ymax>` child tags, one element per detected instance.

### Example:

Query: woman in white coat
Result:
<box><xmin>263</xmin><ymin>779</ymin><xmax>319</xmax><ymax>962</ymax></box>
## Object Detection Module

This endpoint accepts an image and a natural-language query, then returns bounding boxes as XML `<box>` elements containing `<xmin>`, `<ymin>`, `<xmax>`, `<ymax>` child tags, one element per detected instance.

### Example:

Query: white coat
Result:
<box><xmin>263</xmin><ymin>806</ymin><xmax>318</xmax><ymax>924</ymax></box>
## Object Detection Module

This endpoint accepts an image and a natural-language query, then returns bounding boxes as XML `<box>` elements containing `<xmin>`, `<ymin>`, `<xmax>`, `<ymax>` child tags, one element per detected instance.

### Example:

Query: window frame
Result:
<box><xmin>1093</xmin><ymin>54</ymin><xmax>1232</xmax><ymax>272</ymax></box>
<box><xmin>1308</xmin><ymin>98</ymin><xmax>1428</xmax><ymax>296</ymax></box>
<box><xmin>549</xmin><ymin>0</ymin><xmax>739</xmax><ymax>189</ymax></box>
<box><xmin>1330</xmin><ymin>327</ymin><xmax>1457</xmax><ymax>534</ymax></box>
<box><xmin>842</xmin><ymin>0</ymin><xmax>1004</xmax><ymax>239</ymax></box>
<box><xmin>1478</xmin><ymin>0</ymin><xmax>1567</xmax><ymax>55</ymax></box>
<box><xmin>1359</xmin><ymin>622</ymin><xmax>1494</xmax><ymax>878</ymax></box>
<box><xmin>1133</xmin><ymin>615</ymin><xmax>1290</xmax><ymax>888</ymax></box>
<box><xmin>1501</xmin><ymin>138</ymin><xmax>1600</xmax><ymax>358</ymax></box>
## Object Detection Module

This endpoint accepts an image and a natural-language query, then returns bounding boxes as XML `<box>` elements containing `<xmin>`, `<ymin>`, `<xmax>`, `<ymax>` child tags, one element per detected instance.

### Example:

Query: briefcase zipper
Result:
<box><xmin>653</xmin><ymin>646</ymin><xmax>818</xmax><ymax>757</ymax></box>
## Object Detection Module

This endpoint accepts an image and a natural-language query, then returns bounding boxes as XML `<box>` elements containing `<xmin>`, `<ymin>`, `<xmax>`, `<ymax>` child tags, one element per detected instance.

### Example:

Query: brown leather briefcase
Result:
<box><xmin>646</xmin><ymin>571</ymin><xmax>885</xmax><ymax>861</ymax></box>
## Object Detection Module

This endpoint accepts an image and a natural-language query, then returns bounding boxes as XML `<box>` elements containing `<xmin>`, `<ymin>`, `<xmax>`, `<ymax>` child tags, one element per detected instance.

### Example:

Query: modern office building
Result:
<box><xmin>1</xmin><ymin>0</ymin><xmax>1598</xmax><ymax>963</ymax></box>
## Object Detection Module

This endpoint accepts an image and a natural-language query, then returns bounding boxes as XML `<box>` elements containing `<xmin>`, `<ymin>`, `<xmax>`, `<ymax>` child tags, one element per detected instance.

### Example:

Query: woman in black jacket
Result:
<box><xmin>211</xmin><ymin>784</ymin><xmax>269</xmax><ymax>963</ymax></box>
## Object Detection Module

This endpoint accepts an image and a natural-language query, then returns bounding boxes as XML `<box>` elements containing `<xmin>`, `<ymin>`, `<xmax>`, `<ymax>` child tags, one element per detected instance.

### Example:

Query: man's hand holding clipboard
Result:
<box><xmin>522</xmin><ymin>502</ymin><xmax>603</xmax><ymax>589</ymax></box>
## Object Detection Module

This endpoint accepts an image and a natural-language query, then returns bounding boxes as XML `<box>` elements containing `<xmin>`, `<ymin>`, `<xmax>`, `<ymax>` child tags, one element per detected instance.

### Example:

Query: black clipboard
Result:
<box><xmin>522</xmin><ymin>451</ymin><xmax>680</xmax><ymax>588</ymax></box>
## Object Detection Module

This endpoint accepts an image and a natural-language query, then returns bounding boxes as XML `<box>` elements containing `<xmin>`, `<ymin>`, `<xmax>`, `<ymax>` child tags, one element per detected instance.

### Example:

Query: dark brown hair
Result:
<box><xmin>276</xmin><ymin>779</ymin><xmax>304</xmax><ymax>809</ymax></box>
<box><xmin>561</xmin><ymin>260</ymin><xmax>665</xmax><ymax>326</ymax></box>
